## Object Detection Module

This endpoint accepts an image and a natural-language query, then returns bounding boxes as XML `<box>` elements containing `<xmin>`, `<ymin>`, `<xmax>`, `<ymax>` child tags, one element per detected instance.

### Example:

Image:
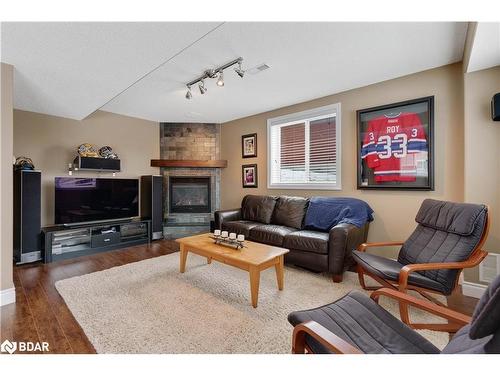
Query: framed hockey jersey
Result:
<box><xmin>357</xmin><ymin>96</ymin><xmax>434</xmax><ymax>190</ymax></box>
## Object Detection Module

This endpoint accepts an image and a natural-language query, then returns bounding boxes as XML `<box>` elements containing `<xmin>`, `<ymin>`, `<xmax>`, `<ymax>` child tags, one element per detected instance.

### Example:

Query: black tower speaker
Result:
<box><xmin>492</xmin><ymin>93</ymin><xmax>500</xmax><ymax>121</ymax></box>
<box><xmin>140</xmin><ymin>175</ymin><xmax>164</xmax><ymax>240</ymax></box>
<box><xmin>13</xmin><ymin>170</ymin><xmax>42</xmax><ymax>264</ymax></box>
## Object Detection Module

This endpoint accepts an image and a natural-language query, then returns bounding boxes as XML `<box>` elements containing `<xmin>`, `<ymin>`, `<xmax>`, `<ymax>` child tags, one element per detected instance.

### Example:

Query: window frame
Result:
<box><xmin>267</xmin><ymin>103</ymin><xmax>342</xmax><ymax>190</ymax></box>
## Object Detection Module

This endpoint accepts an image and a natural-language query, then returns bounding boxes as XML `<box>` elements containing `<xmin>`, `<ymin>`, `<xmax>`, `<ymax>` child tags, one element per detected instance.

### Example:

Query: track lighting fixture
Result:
<box><xmin>185</xmin><ymin>57</ymin><xmax>244</xmax><ymax>99</ymax></box>
<box><xmin>234</xmin><ymin>61</ymin><xmax>245</xmax><ymax>78</ymax></box>
<box><xmin>216</xmin><ymin>71</ymin><xmax>224</xmax><ymax>87</ymax></box>
<box><xmin>199</xmin><ymin>80</ymin><xmax>207</xmax><ymax>94</ymax></box>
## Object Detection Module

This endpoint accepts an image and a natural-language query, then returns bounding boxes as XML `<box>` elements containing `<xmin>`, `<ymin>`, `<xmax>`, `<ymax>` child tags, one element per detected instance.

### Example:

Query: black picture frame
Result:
<box><xmin>241</xmin><ymin>133</ymin><xmax>257</xmax><ymax>158</ymax></box>
<box><xmin>242</xmin><ymin>164</ymin><xmax>258</xmax><ymax>188</ymax></box>
<box><xmin>356</xmin><ymin>96</ymin><xmax>435</xmax><ymax>190</ymax></box>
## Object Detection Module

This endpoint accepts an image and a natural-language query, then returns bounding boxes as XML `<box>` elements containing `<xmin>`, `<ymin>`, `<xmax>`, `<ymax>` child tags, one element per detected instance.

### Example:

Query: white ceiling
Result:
<box><xmin>1</xmin><ymin>22</ymin><xmax>467</xmax><ymax>123</ymax></box>
<box><xmin>1</xmin><ymin>22</ymin><xmax>222</xmax><ymax>119</ymax></box>
<box><xmin>466</xmin><ymin>22</ymin><xmax>500</xmax><ymax>73</ymax></box>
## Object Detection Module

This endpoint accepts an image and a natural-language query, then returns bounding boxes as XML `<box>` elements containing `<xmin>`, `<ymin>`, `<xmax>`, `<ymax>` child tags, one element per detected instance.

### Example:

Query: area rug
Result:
<box><xmin>55</xmin><ymin>253</ymin><xmax>449</xmax><ymax>353</ymax></box>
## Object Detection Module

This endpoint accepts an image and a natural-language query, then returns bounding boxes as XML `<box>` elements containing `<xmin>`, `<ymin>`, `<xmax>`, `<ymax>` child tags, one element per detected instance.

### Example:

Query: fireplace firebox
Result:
<box><xmin>169</xmin><ymin>177</ymin><xmax>211</xmax><ymax>214</ymax></box>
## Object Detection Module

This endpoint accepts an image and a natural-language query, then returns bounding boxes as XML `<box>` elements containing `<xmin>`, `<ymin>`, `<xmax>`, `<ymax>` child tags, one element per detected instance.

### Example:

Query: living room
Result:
<box><xmin>1</xmin><ymin>1</ymin><xmax>500</xmax><ymax>373</ymax></box>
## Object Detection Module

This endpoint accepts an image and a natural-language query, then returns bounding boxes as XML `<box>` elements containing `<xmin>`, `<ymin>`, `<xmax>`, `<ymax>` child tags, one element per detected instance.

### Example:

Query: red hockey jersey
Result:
<box><xmin>361</xmin><ymin>112</ymin><xmax>427</xmax><ymax>182</ymax></box>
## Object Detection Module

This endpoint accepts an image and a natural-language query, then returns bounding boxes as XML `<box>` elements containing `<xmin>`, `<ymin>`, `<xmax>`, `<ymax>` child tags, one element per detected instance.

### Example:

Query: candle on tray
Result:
<box><xmin>229</xmin><ymin>232</ymin><xmax>237</xmax><ymax>240</ymax></box>
<box><xmin>221</xmin><ymin>231</ymin><xmax>228</xmax><ymax>238</ymax></box>
<box><xmin>237</xmin><ymin>234</ymin><xmax>245</xmax><ymax>242</ymax></box>
<box><xmin>214</xmin><ymin>229</ymin><xmax>221</xmax><ymax>236</ymax></box>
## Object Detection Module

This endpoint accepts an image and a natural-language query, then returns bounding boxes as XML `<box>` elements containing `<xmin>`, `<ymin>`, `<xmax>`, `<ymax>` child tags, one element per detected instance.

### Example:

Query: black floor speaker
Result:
<box><xmin>13</xmin><ymin>169</ymin><xmax>42</xmax><ymax>264</ymax></box>
<box><xmin>140</xmin><ymin>175</ymin><xmax>164</xmax><ymax>240</ymax></box>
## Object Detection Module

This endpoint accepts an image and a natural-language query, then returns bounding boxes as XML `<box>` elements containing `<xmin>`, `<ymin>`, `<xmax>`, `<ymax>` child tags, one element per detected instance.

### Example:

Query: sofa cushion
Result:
<box><xmin>271</xmin><ymin>196</ymin><xmax>309</xmax><ymax>229</ymax></box>
<box><xmin>241</xmin><ymin>195</ymin><xmax>277</xmax><ymax>224</ymax></box>
<box><xmin>283</xmin><ymin>230</ymin><xmax>329</xmax><ymax>255</ymax></box>
<box><xmin>352</xmin><ymin>250</ymin><xmax>449</xmax><ymax>294</ymax></box>
<box><xmin>249</xmin><ymin>224</ymin><xmax>297</xmax><ymax>247</ymax></box>
<box><xmin>221</xmin><ymin>220</ymin><xmax>260</xmax><ymax>238</ymax></box>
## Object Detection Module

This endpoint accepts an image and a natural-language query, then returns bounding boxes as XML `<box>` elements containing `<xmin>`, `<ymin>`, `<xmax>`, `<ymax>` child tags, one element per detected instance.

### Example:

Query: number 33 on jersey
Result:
<box><xmin>361</xmin><ymin>112</ymin><xmax>427</xmax><ymax>182</ymax></box>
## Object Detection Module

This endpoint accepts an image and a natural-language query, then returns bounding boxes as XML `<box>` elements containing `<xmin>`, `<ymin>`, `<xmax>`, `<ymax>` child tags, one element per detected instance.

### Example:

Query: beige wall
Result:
<box><xmin>1</xmin><ymin>63</ymin><xmax>14</xmax><ymax>294</ymax></box>
<box><xmin>13</xmin><ymin>110</ymin><xmax>160</xmax><ymax>226</ymax></box>
<box><xmin>221</xmin><ymin>63</ymin><xmax>465</xmax><ymax>259</ymax></box>
<box><xmin>463</xmin><ymin>65</ymin><xmax>500</xmax><ymax>284</ymax></box>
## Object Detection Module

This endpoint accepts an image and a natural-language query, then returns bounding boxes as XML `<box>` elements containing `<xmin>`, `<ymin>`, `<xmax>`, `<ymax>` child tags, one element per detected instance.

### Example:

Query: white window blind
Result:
<box><xmin>267</xmin><ymin>103</ymin><xmax>341</xmax><ymax>190</ymax></box>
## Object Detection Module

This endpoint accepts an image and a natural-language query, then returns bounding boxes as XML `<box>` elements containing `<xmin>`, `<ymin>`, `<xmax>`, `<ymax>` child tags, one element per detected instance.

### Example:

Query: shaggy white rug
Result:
<box><xmin>55</xmin><ymin>252</ymin><xmax>449</xmax><ymax>353</ymax></box>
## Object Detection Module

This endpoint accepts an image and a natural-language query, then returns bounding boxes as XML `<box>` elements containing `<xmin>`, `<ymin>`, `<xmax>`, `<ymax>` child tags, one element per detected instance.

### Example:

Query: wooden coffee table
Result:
<box><xmin>176</xmin><ymin>233</ymin><xmax>289</xmax><ymax>308</ymax></box>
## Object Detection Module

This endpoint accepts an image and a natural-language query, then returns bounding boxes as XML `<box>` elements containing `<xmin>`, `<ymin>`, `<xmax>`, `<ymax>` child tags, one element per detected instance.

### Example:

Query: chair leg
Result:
<box><xmin>398</xmin><ymin>299</ymin><xmax>412</xmax><ymax>326</ymax></box>
<box><xmin>332</xmin><ymin>274</ymin><xmax>343</xmax><ymax>283</ymax></box>
<box><xmin>357</xmin><ymin>265</ymin><xmax>368</xmax><ymax>289</ymax></box>
<box><xmin>357</xmin><ymin>265</ymin><xmax>380</xmax><ymax>291</ymax></box>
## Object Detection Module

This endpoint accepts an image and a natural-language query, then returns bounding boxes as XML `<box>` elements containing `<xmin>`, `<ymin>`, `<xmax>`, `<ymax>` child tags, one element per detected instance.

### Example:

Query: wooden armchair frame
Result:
<box><xmin>355</xmin><ymin>209</ymin><xmax>489</xmax><ymax>331</ymax></box>
<box><xmin>292</xmin><ymin>288</ymin><xmax>471</xmax><ymax>354</ymax></box>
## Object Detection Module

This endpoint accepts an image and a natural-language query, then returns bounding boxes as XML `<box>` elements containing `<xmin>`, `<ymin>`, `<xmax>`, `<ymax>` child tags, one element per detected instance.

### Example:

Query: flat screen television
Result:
<box><xmin>54</xmin><ymin>177</ymin><xmax>139</xmax><ymax>225</ymax></box>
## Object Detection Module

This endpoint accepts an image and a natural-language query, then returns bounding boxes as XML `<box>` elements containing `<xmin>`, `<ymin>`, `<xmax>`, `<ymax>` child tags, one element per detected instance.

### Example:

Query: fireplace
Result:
<box><xmin>169</xmin><ymin>177</ymin><xmax>211</xmax><ymax>214</ymax></box>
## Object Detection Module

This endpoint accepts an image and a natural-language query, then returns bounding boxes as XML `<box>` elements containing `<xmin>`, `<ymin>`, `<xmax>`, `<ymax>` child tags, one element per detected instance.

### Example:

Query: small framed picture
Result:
<box><xmin>357</xmin><ymin>96</ymin><xmax>434</xmax><ymax>190</ymax></box>
<box><xmin>242</xmin><ymin>164</ymin><xmax>258</xmax><ymax>188</ymax></box>
<box><xmin>241</xmin><ymin>133</ymin><xmax>257</xmax><ymax>158</ymax></box>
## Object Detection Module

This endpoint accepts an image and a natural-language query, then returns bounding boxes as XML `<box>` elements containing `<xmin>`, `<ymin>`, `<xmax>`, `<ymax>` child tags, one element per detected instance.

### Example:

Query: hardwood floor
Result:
<box><xmin>0</xmin><ymin>240</ymin><xmax>179</xmax><ymax>354</ymax></box>
<box><xmin>0</xmin><ymin>240</ymin><xmax>478</xmax><ymax>354</ymax></box>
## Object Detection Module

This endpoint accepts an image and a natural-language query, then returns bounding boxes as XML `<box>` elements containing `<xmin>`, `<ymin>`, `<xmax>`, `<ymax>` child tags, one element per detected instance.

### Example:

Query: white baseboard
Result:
<box><xmin>462</xmin><ymin>281</ymin><xmax>487</xmax><ymax>299</ymax></box>
<box><xmin>0</xmin><ymin>288</ymin><xmax>16</xmax><ymax>306</ymax></box>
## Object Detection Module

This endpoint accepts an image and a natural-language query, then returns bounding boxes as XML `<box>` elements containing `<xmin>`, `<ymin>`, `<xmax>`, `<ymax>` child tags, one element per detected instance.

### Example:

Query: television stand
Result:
<box><xmin>42</xmin><ymin>219</ymin><xmax>151</xmax><ymax>263</ymax></box>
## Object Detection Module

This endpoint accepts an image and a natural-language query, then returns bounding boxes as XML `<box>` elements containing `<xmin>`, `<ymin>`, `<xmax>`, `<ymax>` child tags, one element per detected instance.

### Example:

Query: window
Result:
<box><xmin>267</xmin><ymin>103</ymin><xmax>341</xmax><ymax>190</ymax></box>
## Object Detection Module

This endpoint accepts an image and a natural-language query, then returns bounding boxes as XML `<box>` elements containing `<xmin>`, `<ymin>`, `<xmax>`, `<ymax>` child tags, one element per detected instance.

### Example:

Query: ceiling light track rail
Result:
<box><xmin>185</xmin><ymin>57</ymin><xmax>244</xmax><ymax>99</ymax></box>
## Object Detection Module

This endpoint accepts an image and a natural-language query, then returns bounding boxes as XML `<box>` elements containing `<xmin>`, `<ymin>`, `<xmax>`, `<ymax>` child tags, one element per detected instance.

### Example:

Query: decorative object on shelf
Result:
<box><xmin>357</xmin><ymin>96</ymin><xmax>434</xmax><ymax>191</ymax></box>
<box><xmin>99</xmin><ymin>146</ymin><xmax>119</xmax><ymax>159</ymax></box>
<box><xmin>242</xmin><ymin>133</ymin><xmax>257</xmax><ymax>158</ymax></box>
<box><xmin>14</xmin><ymin>156</ymin><xmax>35</xmax><ymax>171</ymax></box>
<box><xmin>211</xmin><ymin>230</ymin><xmax>245</xmax><ymax>250</ymax></box>
<box><xmin>69</xmin><ymin>155</ymin><xmax>121</xmax><ymax>175</ymax></box>
<box><xmin>242</xmin><ymin>164</ymin><xmax>258</xmax><ymax>188</ymax></box>
<box><xmin>185</xmin><ymin>57</ymin><xmax>244</xmax><ymax>100</ymax></box>
<box><xmin>77</xmin><ymin>143</ymin><xmax>100</xmax><ymax>158</ymax></box>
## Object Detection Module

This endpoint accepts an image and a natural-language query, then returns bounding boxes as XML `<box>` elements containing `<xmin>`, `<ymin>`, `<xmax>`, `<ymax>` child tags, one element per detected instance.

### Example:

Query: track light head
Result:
<box><xmin>216</xmin><ymin>71</ymin><xmax>224</xmax><ymax>87</ymax></box>
<box><xmin>199</xmin><ymin>80</ymin><xmax>207</xmax><ymax>94</ymax></box>
<box><xmin>234</xmin><ymin>61</ymin><xmax>245</xmax><ymax>78</ymax></box>
<box><xmin>185</xmin><ymin>86</ymin><xmax>192</xmax><ymax>99</ymax></box>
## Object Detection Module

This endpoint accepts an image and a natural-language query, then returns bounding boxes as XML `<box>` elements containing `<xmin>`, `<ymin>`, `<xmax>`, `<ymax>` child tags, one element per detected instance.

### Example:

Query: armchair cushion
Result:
<box><xmin>241</xmin><ymin>195</ymin><xmax>277</xmax><ymax>224</ymax></box>
<box><xmin>288</xmin><ymin>291</ymin><xmax>440</xmax><ymax>354</ymax></box>
<box><xmin>397</xmin><ymin>200</ymin><xmax>487</xmax><ymax>294</ymax></box>
<box><xmin>221</xmin><ymin>220</ymin><xmax>260</xmax><ymax>238</ymax></box>
<box><xmin>352</xmin><ymin>250</ymin><xmax>448</xmax><ymax>294</ymax></box>
<box><xmin>469</xmin><ymin>273</ymin><xmax>500</xmax><ymax>339</ymax></box>
<box><xmin>415</xmin><ymin>199</ymin><xmax>487</xmax><ymax>236</ymax></box>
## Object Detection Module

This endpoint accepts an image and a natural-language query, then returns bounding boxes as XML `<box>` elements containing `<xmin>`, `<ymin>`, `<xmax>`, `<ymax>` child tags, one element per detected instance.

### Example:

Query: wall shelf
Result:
<box><xmin>150</xmin><ymin>159</ymin><xmax>228</xmax><ymax>168</ymax></box>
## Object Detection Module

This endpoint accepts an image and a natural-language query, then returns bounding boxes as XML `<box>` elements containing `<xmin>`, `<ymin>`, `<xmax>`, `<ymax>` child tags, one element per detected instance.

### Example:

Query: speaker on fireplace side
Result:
<box><xmin>140</xmin><ymin>175</ymin><xmax>164</xmax><ymax>240</ymax></box>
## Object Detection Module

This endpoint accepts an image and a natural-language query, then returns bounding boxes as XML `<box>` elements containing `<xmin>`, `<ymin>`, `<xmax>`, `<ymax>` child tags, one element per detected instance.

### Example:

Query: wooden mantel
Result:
<box><xmin>150</xmin><ymin>159</ymin><xmax>228</xmax><ymax>168</ymax></box>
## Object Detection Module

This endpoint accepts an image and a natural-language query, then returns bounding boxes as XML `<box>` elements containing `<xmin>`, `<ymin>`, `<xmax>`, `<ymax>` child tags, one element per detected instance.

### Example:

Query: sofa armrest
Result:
<box><xmin>214</xmin><ymin>208</ymin><xmax>242</xmax><ymax>229</ymax></box>
<box><xmin>328</xmin><ymin>222</ymin><xmax>370</xmax><ymax>277</ymax></box>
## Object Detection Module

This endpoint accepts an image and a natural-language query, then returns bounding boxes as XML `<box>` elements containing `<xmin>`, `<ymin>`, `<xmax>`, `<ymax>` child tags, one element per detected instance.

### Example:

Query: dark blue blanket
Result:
<box><xmin>304</xmin><ymin>197</ymin><xmax>374</xmax><ymax>232</ymax></box>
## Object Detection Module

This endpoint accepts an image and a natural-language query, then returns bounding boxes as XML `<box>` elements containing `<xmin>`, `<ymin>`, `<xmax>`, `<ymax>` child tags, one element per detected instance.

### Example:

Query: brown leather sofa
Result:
<box><xmin>214</xmin><ymin>195</ymin><xmax>370</xmax><ymax>282</ymax></box>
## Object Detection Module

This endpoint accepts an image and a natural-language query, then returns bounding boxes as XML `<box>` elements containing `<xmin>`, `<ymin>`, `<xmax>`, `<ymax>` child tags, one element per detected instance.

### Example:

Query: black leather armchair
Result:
<box><xmin>289</xmin><ymin>274</ymin><xmax>500</xmax><ymax>354</ymax></box>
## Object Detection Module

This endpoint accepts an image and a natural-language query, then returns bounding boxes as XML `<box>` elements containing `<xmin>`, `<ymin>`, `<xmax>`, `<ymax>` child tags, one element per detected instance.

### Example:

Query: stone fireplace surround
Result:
<box><xmin>160</xmin><ymin>123</ymin><xmax>221</xmax><ymax>239</ymax></box>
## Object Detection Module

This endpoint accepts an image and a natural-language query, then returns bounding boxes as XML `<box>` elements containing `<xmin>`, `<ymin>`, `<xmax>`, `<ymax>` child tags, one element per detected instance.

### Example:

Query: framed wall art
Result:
<box><xmin>357</xmin><ymin>96</ymin><xmax>434</xmax><ymax>190</ymax></box>
<box><xmin>241</xmin><ymin>133</ymin><xmax>257</xmax><ymax>158</ymax></box>
<box><xmin>242</xmin><ymin>164</ymin><xmax>258</xmax><ymax>188</ymax></box>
